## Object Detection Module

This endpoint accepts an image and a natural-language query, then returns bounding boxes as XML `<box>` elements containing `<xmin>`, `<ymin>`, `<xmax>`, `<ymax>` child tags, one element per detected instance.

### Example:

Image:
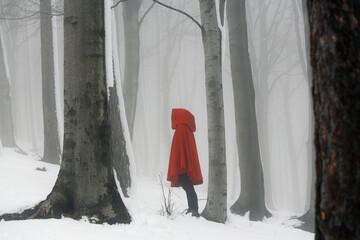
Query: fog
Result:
<box><xmin>0</xmin><ymin>0</ymin><xmax>310</xmax><ymax>215</ymax></box>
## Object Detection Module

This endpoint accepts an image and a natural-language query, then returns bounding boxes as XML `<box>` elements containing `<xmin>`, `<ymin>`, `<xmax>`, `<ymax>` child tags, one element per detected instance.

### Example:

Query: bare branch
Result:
<box><xmin>0</xmin><ymin>10</ymin><xmax>63</xmax><ymax>21</ymax></box>
<box><xmin>153</xmin><ymin>0</ymin><xmax>203</xmax><ymax>32</ymax></box>
<box><xmin>111</xmin><ymin>0</ymin><xmax>127</xmax><ymax>9</ymax></box>
<box><xmin>139</xmin><ymin>2</ymin><xmax>155</xmax><ymax>26</ymax></box>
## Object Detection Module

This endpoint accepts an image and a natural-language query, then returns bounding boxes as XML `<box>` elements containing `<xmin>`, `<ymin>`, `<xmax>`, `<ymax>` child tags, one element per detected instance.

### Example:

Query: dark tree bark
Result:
<box><xmin>109</xmin><ymin>83</ymin><xmax>131</xmax><ymax>198</ymax></box>
<box><xmin>227</xmin><ymin>0</ymin><xmax>270</xmax><ymax>221</ymax></box>
<box><xmin>0</xmin><ymin>27</ymin><xmax>16</xmax><ymax>148</ymax></box>
<box><xmin>40</xmin><ymin>0</ymin><xmax>61</xmax><ymax>165</ymax></box>
<box><xmin>308</xmin><ymin>0</ymin><xmax>360</xmax><ymax>239</ymax></box>
<box><xmin>199</xmin><ymin>0</ymin><xmax>227</xmax><ymax>224</ymax></box>
<box><xmin>122</xmin><ymin>0</ymin><xmax>142</xmax><ymax>139</ymax></box>
<box><xmin>0</xmin><ymin>0</ymin><xmax>131</xmax><ymax>224</ymax></box>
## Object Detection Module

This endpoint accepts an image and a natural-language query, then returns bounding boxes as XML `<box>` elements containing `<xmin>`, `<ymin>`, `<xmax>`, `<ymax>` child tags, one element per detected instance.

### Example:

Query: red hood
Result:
<box><xmin>171</xmin><ymin>108</ymin><xmax>196</xmax><ymax>132</ymax></box>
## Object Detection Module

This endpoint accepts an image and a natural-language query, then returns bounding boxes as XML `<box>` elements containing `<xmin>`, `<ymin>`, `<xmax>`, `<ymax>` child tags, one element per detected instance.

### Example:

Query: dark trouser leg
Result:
<box><xmin>179</xmin><ymin>173</ymin><xmax>198</xmax><ymax>212</ymax></box>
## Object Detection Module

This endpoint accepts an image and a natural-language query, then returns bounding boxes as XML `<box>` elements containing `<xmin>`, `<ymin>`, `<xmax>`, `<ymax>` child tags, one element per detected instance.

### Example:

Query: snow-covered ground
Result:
<box><xmin>0</xmin><ymin>148</ymin><xmax>314</xmax><ymax>240</ymax></box>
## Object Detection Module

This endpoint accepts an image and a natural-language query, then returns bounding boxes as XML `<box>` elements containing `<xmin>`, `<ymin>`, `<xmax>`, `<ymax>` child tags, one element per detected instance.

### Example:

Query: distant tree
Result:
<box><xmin>227</xmin><ymin>0</ymin><xmax>270</xmax><ymax>221</ymax></box>
<box><xmin>121</xmin><ymin>0</ymin><xmax>142</xmax><ymax>139</ymax></box>
<box><xmin>0</xmin><ymin>0</ymin><xmax>131</xmax><ymax>224</ymax></box>
<box><xmin>40</xmin><ymin>0</ymin><xmax>61</xmax><ymax>165</ymax></box>
<box><xmin>296</xmin><ymin>0</ymin><xmax>315</xmax><ymax>233</ymax></box>
<box><xmin>199</xmin><ymin>0</ymin><xmax>227</xmax><ymax>223</ymax></box>
<box><xmin>308</xmin><ymin>0</ymin><xmax>360</xmax><ymax>239</ymax></box>
<box><xmin>0</xmin><ymin>24</ymin><xmax>16</xmax><ymax>148</ymax></box>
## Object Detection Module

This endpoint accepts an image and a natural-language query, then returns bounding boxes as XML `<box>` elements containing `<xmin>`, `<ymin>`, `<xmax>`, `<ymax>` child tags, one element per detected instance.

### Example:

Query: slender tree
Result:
<box><xmin>227</xmin><ymin>0</ymin><xmax>270</xmax><ymax>221</ymax></box>
<box><xmin>40</xmin><ymin>0</ymin><xmax>61</xmax><ymax>164</ymax></box>
<box><xmin>308</xmin><ymin>0</ymin><xmax>360</xmax><ymax>239</ymax></box>
<box><xmin>0</xmin><ymin>24</ymin><xmax>16</xmax><ymax>147</ymax></box>
<box><xmin>199</xmin><ymin>0</ymin><xmax>227</xmax><ymax>223</ymax></box>
<box><xmin>297</xmin><ymin>0</ymin><xmax>315</xmax><ymax>232</ymax></box>
<box><xmin>0</xmin><ymin>0</ymin><xmax>131</xmax><ymax>224</ymax></box>
<box><xmin>122</xmin><ymin>0</ymin><xmax>142</xmax><ymax>139</ymax></box>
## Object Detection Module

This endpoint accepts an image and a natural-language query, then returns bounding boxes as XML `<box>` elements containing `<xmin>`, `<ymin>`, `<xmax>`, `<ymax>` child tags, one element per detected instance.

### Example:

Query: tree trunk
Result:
<box><xmin>122</xmin><ymin>0</ymin><xmax>142</xmax><ymax>139</ymax></box>
<box><xmin>308</xmin><ymin>0</ymin><xmax>360</xmax><ymax>239</ymax></box>
<box><xmin>227</xmin><ymin>0</ymin><xmax>270</xmax><ymax>221</ymax></box>
<box><xmin>0</xmin><ymin>0</ymin><xmax>131</xmax><ymax>224</ymax></box>
<box><xmin>199</xmin><ymin>0</ymin><xmax>227</xmax><ymax>224</ymax></box>
<box><xmin>40</xmin><ymin>0</ymin><xmax>61</xmax><ymax>164</ymax></box>
<box><xmin>0</xmin><ymin>25</ymin><xmax>16</xmax><ymax>147</ymax></box>
<box><xmin>109</xmin><ymin>83</ymin><xmax>131</xmax><ymax>198</ymax></box>
<box><xmin>298</xmin><ymin>0</ymin><xmax>315</xmax><ymax>233</ymax></box>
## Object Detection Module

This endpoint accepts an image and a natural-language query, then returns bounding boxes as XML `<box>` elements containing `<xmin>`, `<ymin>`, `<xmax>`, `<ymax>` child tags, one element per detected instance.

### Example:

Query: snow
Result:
<box><xmin>0</xmin><ymin>149</ymin><xmax>314</xmax><ymax>240</ymax></box>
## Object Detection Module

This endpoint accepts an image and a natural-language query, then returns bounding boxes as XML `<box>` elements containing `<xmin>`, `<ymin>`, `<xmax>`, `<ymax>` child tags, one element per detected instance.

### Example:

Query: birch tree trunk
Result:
<box><xmin>227</xmin><ymin>0</ymin><xmax>270</xmax><ymax>221</ymax></box>
<box><xmin>199</xmin><ymin>0</ymin><xmax>227</xmax><ymax>224</ymax></box>
<box><xmin>0</xmin><ymin>0</ymin><xmax>131</xmax><ymax>224</ymax></box>
<box><xmin>0</xmin><ymin>25</ymin><xmax>16</xmax><ymax>147</ymax></box>
<box><xmin>40</xmin><ymin>0</ymin><xmax>61</xmax><ymax>164</ymax></box>
<box><xmin>308</xmin><ymin>0</ymin><xmax>360</xmax><ymax>239</ymax></box>
<box><xmin>122</xmin><ymin>0</ymin><xmax>142</xmax><ymax>139</ymax></box>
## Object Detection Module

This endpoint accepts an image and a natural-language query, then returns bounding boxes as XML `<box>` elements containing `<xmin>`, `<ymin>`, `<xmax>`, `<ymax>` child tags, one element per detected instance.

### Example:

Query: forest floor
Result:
<box><xmin>0</xmin><ymin>148</ymin><xmax>314</xmax><ymax>240</ymax></box>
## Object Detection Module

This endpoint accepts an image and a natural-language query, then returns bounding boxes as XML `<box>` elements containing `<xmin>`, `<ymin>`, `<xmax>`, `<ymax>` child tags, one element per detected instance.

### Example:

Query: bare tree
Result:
<box><xmin>297</xmin><ymin>0</ymin><xmax>315</xmax><ymax>233</ymax></box>
<box><xmin>40</xmin><ymin>0</ymin><xmax>61</xmax><ymax>164</ymax></box>
<box><xmin>0</xmin><ymin>23</ymin><xmax>16</xmax><ymax>147</ymax></box>
<box><xmin>199</xmin><ymin>0</ymin><xmax>227</xmax><ymax>223</ymax></box>
<box><xmin>227</xmin><ymin>0</ymin><xmax>270</xmax><ymax>221</ymax></box>
<box><xmin>308</xmin><ymin>0</ymin><xmax>360</xmax><ymax>239</ymax></box>
<box><xmin>0</xmin><ymin>0</ymin><xmax>131</xmax><ymax>224</ymax></box>
<box><xmin>122</xmin><ymin>0</ymin><xmax>142</xmax><ymax>139</ymax></box>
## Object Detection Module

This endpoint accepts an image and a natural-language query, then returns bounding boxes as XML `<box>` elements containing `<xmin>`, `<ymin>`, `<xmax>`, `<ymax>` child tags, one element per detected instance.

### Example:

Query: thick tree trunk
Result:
<box><xmin>199</xmin><ymin>0</ymin><xmax>227</xmax><ymax>224</ymax></box>
<box><xmin>308</xmin><ymin>0</ymin><xmax>360</xmax><ymax>239</ymax></box>
<box><xmin>122</xmin><ymin>0</ymin><xmax>142</xmax><ymax>139</ymax></box>
<box><xmin>0</xmin><ymin>0</ymin><xmax>131</xmax><ymax>224</ymax></box>
<box><xmin>40</xmin><ymin>0</ymin><xmax>61</xmax><ymax>165</ymax></box>
<box><xmin>227</xmin><ymin>0</ymin><xmax>270</xmax><ymax>221</ymax></box>
<box><xmin>109</xmin><ymin>83</ymin><xmax>131</xmax><ymax>198</ymax></box>
<box><xmin>0</xmin><ymin>26</ymin><xmax>16</xmax><ymax>147</ymax></box>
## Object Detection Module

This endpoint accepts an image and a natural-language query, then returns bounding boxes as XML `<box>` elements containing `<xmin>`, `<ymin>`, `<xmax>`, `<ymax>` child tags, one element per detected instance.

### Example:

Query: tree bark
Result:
<box><xmin>0</xmin><ymin>24</ymin><xmax>16</xmax><ymax>147</ymax></box>
<box><xmin>40</xmin><ymin>0</ymin><xmax>61</xmax><ymax>165</ymax></box>
<box><xmin>199</xmin><ymin>0</ymin><xmax>227</xmax><ymax>224</ymax></box>
<box><xmin>122</xmin><ymin>0</ymin><xmax>142</xmax><ymax>139</ymax></box>
<box><xmin>308</xmin><ymin>0</ymin><xmax>360</xmax><ymax>239</ymax></box>
<box><xmin>109</xmin><ymin>83</ymin><xmax>131</xmax><ymax>198</ymax></box>
<box><xmin>0</xmin><ymin>0</ymin><xmax>131</xmax><ymax>224</ymax></box>
<box><xmin>227</xmin><ymin>0</ymin><xmax>270</xmax><ymax>221</ymax></box>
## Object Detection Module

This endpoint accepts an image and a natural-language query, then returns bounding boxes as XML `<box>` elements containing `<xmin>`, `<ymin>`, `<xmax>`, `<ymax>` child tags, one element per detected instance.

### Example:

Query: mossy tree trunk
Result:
<box><xmin>0</xmin><ymin>0</ymin><xmax>131</xmax><ymax>224</ymax></box>
<box><xmin>308</xmin><ymin>0</ymin><xmax>360</xmax><ymax>239</ymax></box>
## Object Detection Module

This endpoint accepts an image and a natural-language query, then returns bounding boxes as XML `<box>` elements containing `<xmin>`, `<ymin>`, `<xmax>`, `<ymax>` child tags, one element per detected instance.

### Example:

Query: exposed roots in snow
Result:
<box><xmin>230</xmin><ymin>199</ymin><xmax>272</xmax><ymax>221</ymax></box>
<box><xmin>0</xmin><ymin>191</ymin><xmax>69</xmax><ymax>221</ymax></box>
<box><xmin>0</xmin><ymin>190</ymin><xmax>131</xmax><ymax>224</ymax></box>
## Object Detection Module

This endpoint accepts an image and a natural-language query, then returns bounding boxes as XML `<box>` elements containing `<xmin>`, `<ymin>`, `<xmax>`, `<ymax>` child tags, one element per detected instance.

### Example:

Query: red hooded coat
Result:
<box><xmin>167</xmin><ymin>108</ymin><xmax>203</xmax><ymax>187</ymax></box>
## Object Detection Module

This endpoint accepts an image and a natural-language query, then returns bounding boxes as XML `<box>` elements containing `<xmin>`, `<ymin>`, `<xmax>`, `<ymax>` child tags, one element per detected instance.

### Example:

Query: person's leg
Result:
<box><xmin>179</xmin><ymin>173</ymin><xmax>199</xmax><ymax>213</ymax></box>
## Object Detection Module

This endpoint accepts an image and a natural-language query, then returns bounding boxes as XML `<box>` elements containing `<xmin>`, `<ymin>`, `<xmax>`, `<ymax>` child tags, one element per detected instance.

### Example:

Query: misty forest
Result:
<box><xmin>0</xmin><ymin>0</ymin><xmax>359</xmax><ymax>240</ymax></box>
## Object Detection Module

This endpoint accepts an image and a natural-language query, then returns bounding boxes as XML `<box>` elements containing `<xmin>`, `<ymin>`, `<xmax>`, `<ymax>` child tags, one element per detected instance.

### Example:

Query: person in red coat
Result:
<box><xmin>167</xmin><ymin>108</ymin><xmax>203</xmax><ymax>217</ymax></box>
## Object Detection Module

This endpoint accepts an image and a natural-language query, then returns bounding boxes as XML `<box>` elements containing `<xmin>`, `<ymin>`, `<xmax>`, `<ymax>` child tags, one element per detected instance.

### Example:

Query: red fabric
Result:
<box><xmin>167</xmin><ymin>108</ymin><xmax>203</xmax><ymax>187</ymax></box>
